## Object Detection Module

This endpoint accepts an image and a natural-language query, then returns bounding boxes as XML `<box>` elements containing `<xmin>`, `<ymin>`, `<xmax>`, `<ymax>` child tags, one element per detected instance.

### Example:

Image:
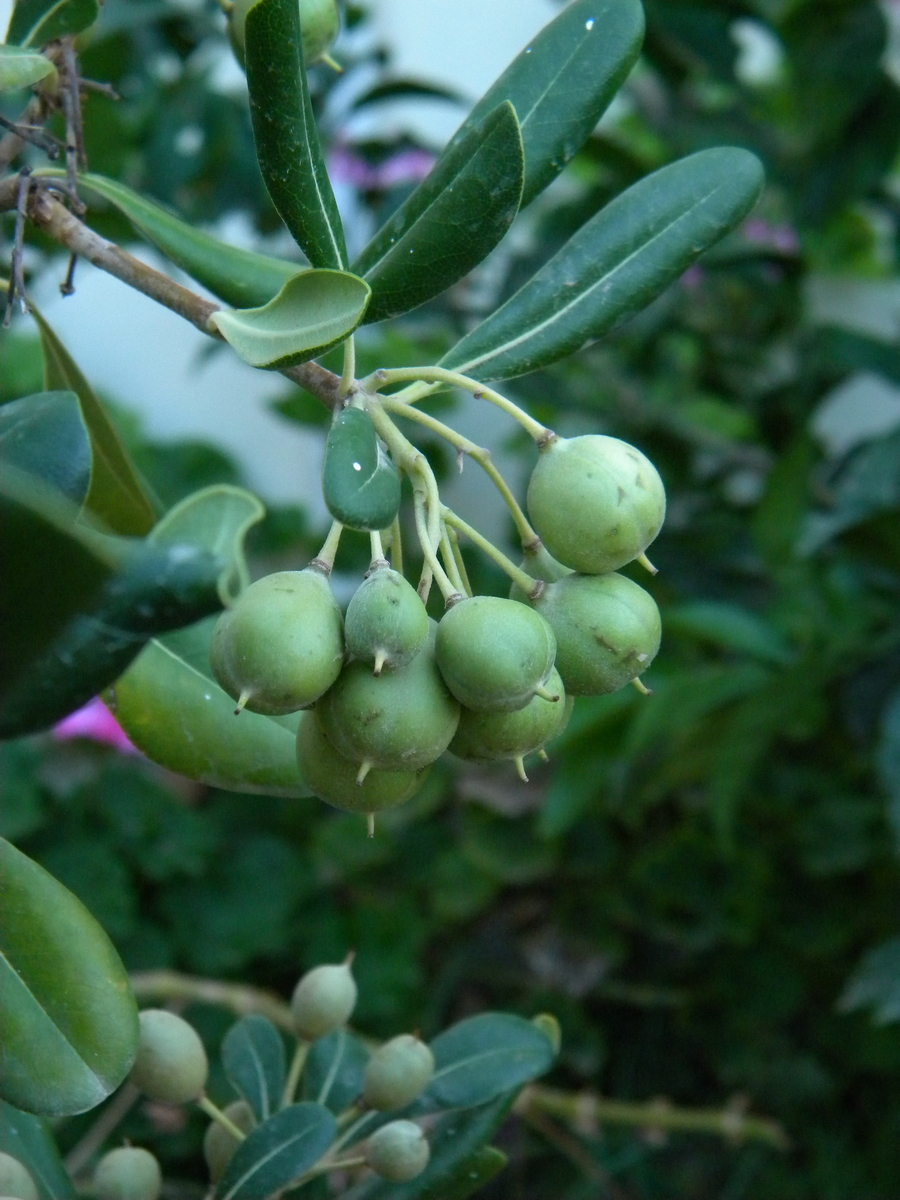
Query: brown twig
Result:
<box><xmin>0</xmin><ymin>95</ymin><xmax>49</xmax><ymax>172</ymax></box>
<box><xmin>4</xmin><ymin>169</ymin><xmax>33</xmax><ymax>326</ymax></box>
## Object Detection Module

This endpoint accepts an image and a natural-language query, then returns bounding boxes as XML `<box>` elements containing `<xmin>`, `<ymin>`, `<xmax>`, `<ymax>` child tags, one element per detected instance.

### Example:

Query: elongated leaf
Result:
<box><xmin>215</xmin><ymin>1102</ymin><xmax>337</xmax><ymax>1200</ymax></box>
<box><xmin>665</xmin><ymin>602</ymin><xmax>793</xmax><ymax>664</ymax></box>
<box><xmin>0</xmin><ymin>838</ymin><xmax>138</xmax><ymax>1115</ymax></box>
<box><xmin>211</xmin><ymin>271</ymin><xmax>370</xmax><ymax>369</ymax></box>
<box><xmin>38</xmin><ymin>171</ymin><xmax>300</xmax><ymax>310</ymax></box>
<box><xmin>449</xmin><ymin>0</ymin><xmax>644</xmax><ymax>209</ymax></box>
<box><xmin>222</xmin><ymin>1016</ymin><xmax>286</xmax><ymax>1123</ymax></box>
<box><xmin>30</xmin><ymin>304</ymin><xmax>157</xmax><ymax>535</ymax></box>
<box><xmin>352</xmin><ymin>102</ymin><xmax>523</xmax><ymax>323</ymax></box>
<box><xmin>422</xmin><ymin>1013</ymin><xmax>555</xmax><ymax>1110</ymax></box>
<box><xmin>0</xmin><ymin>1101</ymin><xmax>75</xmax><ymax>1200</ymax></box>
<box><xmin>245</xmin><ymin>0</ymin><xmax>346</xmax><ymax>268</ymax></box>
<box><xmin>0</xmin><ymin>391</ymin><xmax>91</xmax><ymax>505</ymax></box>
<box><xmin>0</xmin><ymin>45</ymin><xmax>55</xmax><ymax>91</ymax></box>
<box><xmin>838</xmin><ymin>938</ymin><xmax>900</xmax><ymax>1024</ymax></box>
<box><xmin>5</xmin><ymin>0</ymin><xmax>98</xmax><ymax>46</ymax></box>
<box><xmin>441</xmin><ymin>148</ymin><xmax>765</xmax><ymax>381</ymax></box>
<box><xmin>302</xmin><ymin>1030</ymin><xmax>369</xmax><ymax>1113</ymax></box>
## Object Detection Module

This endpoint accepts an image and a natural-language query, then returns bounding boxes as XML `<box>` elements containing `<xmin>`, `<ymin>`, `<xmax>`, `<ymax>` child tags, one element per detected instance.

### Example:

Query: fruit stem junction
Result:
<box><xmin>441</xmin><ymin>507</ymin><xmax>543</xmax><ymax>602</ymax></box>
<box><xmin>197</xmin><ymin>1094</ymin><xmax>248</xmax><ymax>1141</ymax></box>
<box><xmin>311</xmin><ymin>519</ymin><xmax>343</xmax><ymax>574</ymax></box>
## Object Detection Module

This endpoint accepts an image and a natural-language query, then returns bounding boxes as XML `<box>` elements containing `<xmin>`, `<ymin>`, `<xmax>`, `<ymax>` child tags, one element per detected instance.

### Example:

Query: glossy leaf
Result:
<box><xmin>0</xmin><ymin>45</ymin><xmax>55</xmax><ymax>91</ymax></box>
<box><xmin>422</xmin><ymin>1013</ymin><xmax>556</xmax><ymax>1110</ymax></box>
<box><xmin>30</xmin><ymin>304</ymin><xmax>157</xmax><ymax>535</ymax></box>
<box><xmin>0</xmin><ymin>1100</ymin><xmax>75</xmax><ymax>1200</ymax></box>
<box><xmin>210</xmin><ymin>271</ymin><xmax>370</xmax><ymax>369</ymax></box>
<box><xmin>302</xmin><ymin>1029</ymin><xmax>369</xmax><ymax>1113</ymax></box>
<box><xmin>440</xmin><ymin>148</ymin><xmax>765</xmax><ymax>381</ymax></box>
<box><xmin>0</xmin><ymin>391</ymin><xmax>91</xmax><ymax>506</ymax></box>
<box><xmin>5</xmin><ymin>0</ymin><xmax>99</xmax><ymax>46</ymax></box>
<box><xmin>41</xmin><ymin>172</ymin><xmax>300</xmax><ymax>310</ymax></box>
<box><xmin>449</xmin><ymin>0</ymin><xmax>644</xmax><ymax>209</ymax></box>
<box><xmin>0</xmin><ymin>838</ymin><xmax>138</xmax><ymax>1115</ymax></box>
<box><xmin>215</xmin><ymin>1102</ymin><xmax>337</xmax><ymax>1200</ymax></box>
<box><xmin>106</xmin><ymin>617</ymin><xmax>311</xmax><ymax>797</ymax></box>
<box><xmin>222</xmin><ymin>1016</ymin><xmax>286</xmax><ymax>1123</ymax></box>
<box><xmin>245</xmin><ymin>0</ymin><xmax>346</xmax><ymax>268</ymax></box>
<box><xmin>352</xmin><ymin>102</ymin><xmax>524</xmax><ymax>323</ymax></box>
<box><xmin>322</xmin><ymin>407</ymin><xmax>401</xmax><ymax>531</ymax></box>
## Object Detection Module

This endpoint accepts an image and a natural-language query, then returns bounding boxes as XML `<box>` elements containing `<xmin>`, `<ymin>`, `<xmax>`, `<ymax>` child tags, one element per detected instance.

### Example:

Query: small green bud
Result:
<box><xmin>363</xmin><ymin>1034</ymin><xmax>435</xmax><ymax>1111</ymax></box>
<box><xmin>366</xmin><ymin>1120</ymin><xmax>430</xmax><ymax>1182</ymax></box>
<box><xmin>93</xmin><ymin>1148</ymin><xmax>162</xmax><ymax>1200</ymax></box>
<box><xmin>0</xmin><ymin>1153</ymin><xmax>39</xmax><ymax>1200</ymax></box>
<box><xmin>129</xmin><ymin>1010</ymin><xmax>208</xmax><ymax>1104</ymax></box>
<box><xmin>203</xmin><ymin>1100</ymin><xmax>255</xmax><ymax>1181</ymax></box>
<box><xmin>291</xmin><ymin>962</ymin><xmax>357</xmax><ymax>1041</ymax></box>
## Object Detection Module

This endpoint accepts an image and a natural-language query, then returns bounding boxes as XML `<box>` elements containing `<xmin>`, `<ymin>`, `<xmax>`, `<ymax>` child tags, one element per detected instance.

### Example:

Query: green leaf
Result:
<box><xmin>838</xmin><ymin>939</ymin><xmax>900</xmax><ymax>1024</ymax></box>
<box><xmin>29</xmin><ymin>304</ymin><xmax>157</xmax><ymax>535</ymax></box>
<box><xmin>244</xmin><ymin>0</ymin><xmax>346</xmax><ymax>268</ymax></box>
<box><xmin>664</xmin><ymin>602</ymin><xmax>793</xmax><ymax>664</ymax></box>
<box><xmin>37</xmin><ymin>172</ymin><xmax>300</xmax><ymax>310</ymax></box>
<box><xmin>5</xmin><ymin>0</ymin><xmax>98</xmax><ymax>46</ymax></box>
<box><xmin>221</xmin><ymin>1016</ymin><xmax>286</xmax><ymax>1123</ymax></box>
<box><xmin>0</xmin><ymin>391</ymin><xmax>91</xmax><ymax>506</ymax></box>
<box><xmin>106</xmin><ymin>617</ymin><xmax>311</xmax><ymax>797</ymax></box>
<box><xmin>352</xmin><ymin>102</ymin><xmax>524</xmax><ymax>323</ymax></box>
<box><xmin>422</xmin><ymin>1013</ymin><xmax>556</xmax><ymax>1110</ymax></box>
<box><xmin>440</xmin><ymin>148</ymin><xmax>765</xmax><ymax>381</ymax></box>
<box><xmin>215</xmin><ymin>1102</ymin><xmax>337</xmax><ymax>1200</ymax></box>
<box><xmin>0</xmin><ymin>45</ymin><xmax>55</xmax><ymax>91</ymax></box>
<box><xmin>302</xmin><ymin>1029</ymin><xmax>369</xmax><ymax>1113</ymax></box>
<box><xmin>210</xmin><ymin>272</ymin><xmax>370</xmax><ymax>370</ymax></box>
<box><xmin>0</xmin><ymin>1101</ymin><xmax>75</xmax><ymax>1200</ymax></box>
<box><xmin>448</xmin><ymin>0</ymin><xmax>644</xmax><ymax>209</ymax></box>
<box><xmin>0</xmin><ymin>838</ymin><xmax>138</xmax><ymax>1116</ymax></box>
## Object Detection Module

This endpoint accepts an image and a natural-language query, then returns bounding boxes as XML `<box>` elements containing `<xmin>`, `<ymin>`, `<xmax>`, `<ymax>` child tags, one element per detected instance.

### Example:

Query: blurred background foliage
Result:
<box><xmin>4</xmin><ymin>0</ymin><xmax>900</xmax><ymax>1196</ymax></box>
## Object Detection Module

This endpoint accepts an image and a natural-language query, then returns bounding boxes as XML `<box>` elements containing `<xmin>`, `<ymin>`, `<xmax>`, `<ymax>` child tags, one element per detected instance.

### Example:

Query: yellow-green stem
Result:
<box><xmin>312</xmin><ymin>519</ymin><xmax>343</xmax><ymax>574</ymax></box>
<box><xmin>197</xmin><ymin>1095</ymin><xmax>248</xmax><ymax>1141</ymax></box>
<box><xmin>447</xmin><ymin>525</ymin><xmax>473</xmax><ymax>598</ymax></box>
<box><xmin>389</xmin><ymin>514</ymin><xmax>403</xmax><ymax>575</ymax></box>
<box><xmin>442</xmin><ymin>507</ymin><xmax>541</xmax><ymax>600</ymax></box>
<box><xmin>281</xmin><ymin>1040</ymin><xmax>309</xmax><ymax>1108</ymax></box>
<box><xmin>415</xmin><ymin>492</ymin><xmax>461</xmax><ymax>603</ymax></box>
<box><xmin>369</xmin><ymin>529</ymin><xmax>385</xmax><ymax>563</ymax></box>
<box><xmin>338</xmin><ymin>336</ymin><xmax>356</xmax><ymax>399</ymax></box>
<box><xmin>440</xmin><ymin>523</ymin><xmax>468</xmax><ymax>596</ymax></box>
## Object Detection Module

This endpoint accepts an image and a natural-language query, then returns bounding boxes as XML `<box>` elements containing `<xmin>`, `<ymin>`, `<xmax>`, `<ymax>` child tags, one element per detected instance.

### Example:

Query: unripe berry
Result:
<box><xmin>291</xmin><ymin>962</ymin><xmax>357</xmax><ymax>1041</ymax></box>
<box><xmin>363</xmin><ymin>1034</ymin><xmax>435</xmax><ymax>1111</ymax></box>
<box><xmin>129</xmin><ymin>1010</ymin><xmax>208</xmax><ymax>1104</ymax></box>
<box><xmin>0</xmin><ymin>1153</ymin><xmax>38</xmax><ymax>1200</ymax></box>
<box><xmin>93</xmin><ymin>1148</ymin><xmax>162</xmax><ymax>1200</ymax></box>
<box><xmin>203</xmin><ymin>1100</ymin><xmax>255</xmax><ymax>1181</ymax></box>
<box><xmin>508</xmin><ymin>542</ymin><xmax>572</xmax><ymax>604</ymax></box>
<box><xmin>345</xmin><ymin>566</ymin><xmax>429</xmax><ymax>674</ymax></box>
<box><xmin>366</xmin><ymin>1120</ymin><xmax>430</xmax><ymax>1182</ymax></box>
<box><xmin>449</xmin><ymin>667</ymin><xmax>567</xmax><ymax>779</ymax></box>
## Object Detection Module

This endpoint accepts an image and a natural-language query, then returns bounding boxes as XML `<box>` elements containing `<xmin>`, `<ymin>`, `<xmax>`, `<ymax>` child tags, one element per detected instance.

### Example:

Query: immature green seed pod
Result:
<box><xmin>533</xmin><ymin>573</ymin><xmax>661</xmax><ymax>696</ymax></box>
<box><xmin>508</xmin><ymin>542</ymin><xmax>573</xmax><ymax>604</ymax></box>
<box><xmin>363</xmin><ymin>1034</ymin><xmax>435</xmax><ymax>1111</ymax></box>
<box><xmin>527</xmin><ymin>435</ymin><xmax>666</xmax><ymax>574</ymax></box>
<box><xmin>435</xmin><ymin>596</ymin><xmax>557</xmax><ymax>712</ymax></box>
<box><xmin>129</xmin><ymin>1010</ymin><xmax>208</xmax><ymax>1104</ymax></box>
<box><xmin>93</xmin><ymin>1148</ymin><xmax>162</xmax><ymax>1200</ymax></box>
<box><xmin>203</xmin><ymin>1100</ymin><xmax>255</xmax><ymax>1181</ymax></box>
<box><xmin>297</xmin><ymin>711</ymin><xmax>430</xmax><ymax>813</ymax></box>
<box><xmin>322</xmin><ymin>408</ymin><xmax>401</xmax><ymax>532</ymax></box>
<box><xmin>0</xmin><ymin>1153</ymin><xmax>39</xmax><ymax>1200</ymax></box>
<box><xmin>366</xmin><ymin>1120</ymin><xmax>430</xmax><ymax>1183</ymax></box>
<box><xmin>229</xmin><ymin>0</ymin><xmax>340</xmax><ymax>66</ymax></box>
<box><xmin>449</xmin><ymin>667</ymin><xmax>567</xmax><ymax>779</ymax></box>
<box><xmin>209</xmin><ymin>569</ymin><xmax>344</xmax><ymax>715</ymax></box>
<box><xmin>291</xmin><ymin>961</ymin><xmax>358</xmax><ymax>1041</ymax></box>
<box><xmin>345</xmin><ymin>566</ymin><xmax>429</xmax><ymax>674</ymax></box>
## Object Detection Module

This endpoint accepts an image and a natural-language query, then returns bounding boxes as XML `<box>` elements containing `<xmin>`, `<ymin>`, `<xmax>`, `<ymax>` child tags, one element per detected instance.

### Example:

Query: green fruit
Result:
<box><xmin>297</xmin><ymin>710</ymin><xmax>430</xmax><ymax>813</ymax></box>
<box><xmin>527</xmin><ymin>435</ymin><xmax>666</xmax><ymax>574</ymax></box>
<box><xmin>229</xmin><ymin>0</ymin><xmax>340</xmax><ymax>66</ymax></box>
<box><xmin>345</xmin><ymin>566</ymin><xmax>429</xmax><ymax>674</ymax></box>
<box><xmin>210</xmin><ymin>569</ymin><xmax>344</xmax><ymax>715</ymax></box>
<box><xmin>93</xmin><ymin>1148</ymin><xmax>162</xmax><ymax>1200</ymax></box>
<box><xmin>533</xmin><ymin>573</ymin><xmax>661</xmax><ymax>696</ymax></box>
<box><xmin>129</xmin><ymin>1010</ymin><xmax>208</xmax><ymax>1104</ymax></box>
<box><xmin>322</xmin><ymin>407</ymin><xmax>401</xmax><ymax>532</ymax></box>
<box><xmin>509</xmin><ymin>542</ymin><xmax>573</xmax><ymax>604</ymax></box>
<box><xmin>0</xmin><ymin>1154</ymin><xmax>38</xmax><ymax>1200</ymax></box>
<box><xmin>316</xmin><ymin>634</ymin><xmax>459</xmax><ymax>773</ymax></box>
<box><xmin>291</xmin><ymin>961</ymin><xmax>357</xmax><ymax>1041</ymax></box>
<box><xmin>363</xmin><ymin>1034</ymin><xmax>435</xmax><ymax>1111</ymax></box>
<box><xmin>366</xmin><ymin>1120</ymin><xmax>430</xmax><ymax>1183</ymax></box>
<box><xmin>435</xmin><ymin>596</ymin><xmax>557</xmax><ymax>712</ymax></box>
<box><xmin>203</xmin><ymin>1100</ymin><xmax>255</xmax><ymax>1181</ymax></box>
<box><xmin>449</xmin><ymin>666</ymin><xmax>567</xmax><ymax>777</ymax></box>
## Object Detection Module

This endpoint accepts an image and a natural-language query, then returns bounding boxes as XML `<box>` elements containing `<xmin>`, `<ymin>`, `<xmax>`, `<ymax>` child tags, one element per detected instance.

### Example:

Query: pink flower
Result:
<box><xmin>328</xmin><ymin>145</ymin><xmax>437</xmax><ymax>190</ymax></box>
<box><xmin>53</xmin><ymin>696</ymin><xmax>139</xmax><ymax>754</ymax></box>
<box><xmin>742</xmin><ymin>218</ymin><xmax>800</xmax><ymax>255</ymax></box>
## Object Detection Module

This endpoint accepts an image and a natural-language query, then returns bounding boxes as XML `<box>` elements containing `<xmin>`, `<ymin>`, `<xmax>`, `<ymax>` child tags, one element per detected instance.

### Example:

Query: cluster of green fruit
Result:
<box><xmin>208</xmin><ymin>419</ymin><xmax>664</xmax><ymax>826</ymax></box>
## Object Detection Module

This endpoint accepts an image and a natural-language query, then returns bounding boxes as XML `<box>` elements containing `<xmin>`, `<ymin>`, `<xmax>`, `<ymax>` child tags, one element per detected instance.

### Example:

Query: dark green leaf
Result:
<box><xmin>0</xmin><ymin>45</ymin><xmax>55</xmax><ymax>91</ymax></box>
<box><xmin>352</xmin><ymin>102</ymin><xmax>523</xmax><ymax>323</ymax></box>
<box><xmin>245</xmin><ymin>0</ymin><xmax>346</xmax><ymax>268</ymax></box>
<box><xmin>440</xmin><ymin>148</ymin><xmax>765</xmax><ymax>381</ymax></box>
<box><xmin>0</xmin><ymin>1101</ymin><xmax>75</xmax><ymax>1200</ymax></box>
<box><xmin>215</xmin><ymin>1102</ymin><xmax>337</xmax><ymax>1200</ymax></box>
<box><xmin>210</xmin><ymin>271</ymin><xmax>370</xmax><ymax>369</ymax></box>
<box><xmin>838</xmin><ymin>939</ymin><xmax>900</xmax><ymax>1025</ymax></box>
<box><xmin>302</xmin><ymin>1029</ymin><xmax>369</xmax><ymax>1113</ymax></box>
<box><xmin>5</xmin><ymin>0</ymin><xmax>98</xmax><ymax>46</ymax></box>
<box><xmin>0</xmin><ymin>838</ymin><xmax>138</xmax><ymax>1115</ymax></box>
<box><xmin>0</xmin><ymin>391</ymin><xmax>91</xmax><ymax>506</ymax></box>
<box><xmin>801</xmin><ymin>428</ymin><xmax>900</xmax><ymax>552</ymax></box>
<box><xmin>222</xmin><ymin>1016</ymin><xmax>286</xmax><ymax>1123</ymax></box>
<box><xmin>449</xmin><ymin>0</ymin><xmax>644</xmax><ymax>208</ymax></box>
<box><xmin>664</xmin><ymin>602</ymin><xmax>793</xmax><ymax>664</ymax></box>
<box><xmin>322</xmin><ymin>407</ymin><xmax>401</xmax><ymax>531</ymax></box>
<box><xmin>422</xmin><ymin>1013</ymin><xmax>556</xmax><ymax>1110</ymax></box>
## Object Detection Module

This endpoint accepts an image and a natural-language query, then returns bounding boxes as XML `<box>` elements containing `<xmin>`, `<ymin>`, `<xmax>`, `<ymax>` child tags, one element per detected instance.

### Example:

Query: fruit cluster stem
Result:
<box><xmin>282</xmin><ymin>1040</ymin><xmax>309</xmax><ymax>1107</ymax></box>
<box><xmin>442</xmin><ymin>507</ymin><xmax>542</xmax><ymax>601</ymax></box>
<box><xmin>198</xmin><ymin>1094</ymin><xmax>248</xmax><ymax>1141</ymax></box>
<box><xmin>312</xmin><ymin>520</ymin><xmax>343</xmax><ymax>574</ymax></box>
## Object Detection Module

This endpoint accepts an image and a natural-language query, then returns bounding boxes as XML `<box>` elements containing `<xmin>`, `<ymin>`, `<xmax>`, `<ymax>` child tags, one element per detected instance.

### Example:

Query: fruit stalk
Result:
<box><xmin>442</xmin><ymin>507</ymin><xmax>542</xmax><ymax>601</ymax></box>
